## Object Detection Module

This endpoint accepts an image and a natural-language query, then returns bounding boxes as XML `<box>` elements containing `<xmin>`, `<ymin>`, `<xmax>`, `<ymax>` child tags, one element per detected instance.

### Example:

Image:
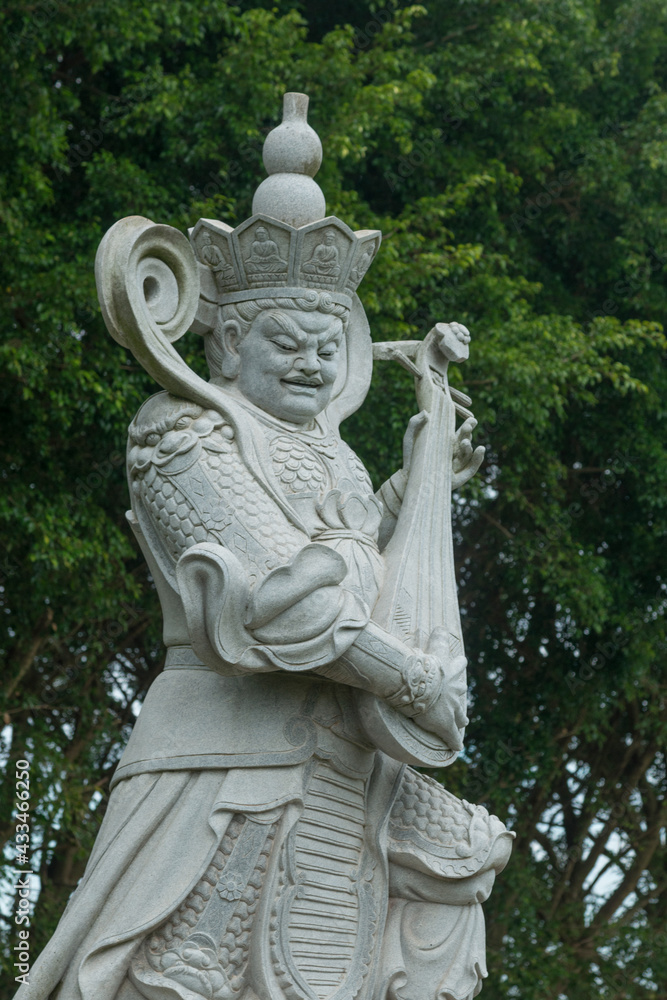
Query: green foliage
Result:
<box><xmin>1</xmin><ymin>1</ymin><xmax>665</xmax><ymax>997</ymax></box>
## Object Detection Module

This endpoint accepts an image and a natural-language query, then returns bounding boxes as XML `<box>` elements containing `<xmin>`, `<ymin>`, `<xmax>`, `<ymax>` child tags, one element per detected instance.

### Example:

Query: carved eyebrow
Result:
<box><xmin>266</xmin><ymin>311</ymin><xmax>306</xmax><ymax>344</ymax></box>
<box><xmin>263</xmin><ymin>311</ymin><xmax>342</xmax><ymax>347</ymax></box>
<box><xmin>316</xmin><ymin>324</ymin><xmax>343</xmax><ymax>348</ymax></box>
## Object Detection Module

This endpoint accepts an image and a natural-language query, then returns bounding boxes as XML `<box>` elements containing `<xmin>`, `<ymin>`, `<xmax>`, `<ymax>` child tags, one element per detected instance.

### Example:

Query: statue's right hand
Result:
<box><xmin>391</xmin><ymin>628</ymin><xmax>468</xmax><ymax>750</ymax></box>
<box><xmin>452</xmin><ymin>416</ymin><xmax>485</xmax><ymax>488</ymax></box>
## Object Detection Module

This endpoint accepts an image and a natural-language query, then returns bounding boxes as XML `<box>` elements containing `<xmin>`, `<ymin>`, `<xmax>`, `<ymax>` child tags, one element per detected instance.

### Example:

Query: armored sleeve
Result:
<box><xmin>127</xmin><ymin>392</ymin><xmax>369</xmax><ymax>673</ymax></box>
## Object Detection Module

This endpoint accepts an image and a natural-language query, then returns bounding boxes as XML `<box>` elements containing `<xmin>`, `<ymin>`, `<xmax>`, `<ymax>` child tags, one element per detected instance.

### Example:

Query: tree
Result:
<box><xmin>1</xmin><ymin>1</ymin><xmax>665</xmax><ymax>997</ymax></box>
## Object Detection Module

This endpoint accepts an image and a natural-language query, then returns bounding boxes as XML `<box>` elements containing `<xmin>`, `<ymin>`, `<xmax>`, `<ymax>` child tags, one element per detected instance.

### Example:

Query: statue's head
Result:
<box><xmin>187</xmin><ymin>93</ymin><xmax>381</xmax><ymax>427</ymax></box>
<box><xmin>97</xmin><ymin>93</ymin><xmax>382</xmax><ymax>442</ymax></box>
<box><xmin>205</xmin><ymin>291</ymin><xmax>349</xmax><ymax>423</ymax></box>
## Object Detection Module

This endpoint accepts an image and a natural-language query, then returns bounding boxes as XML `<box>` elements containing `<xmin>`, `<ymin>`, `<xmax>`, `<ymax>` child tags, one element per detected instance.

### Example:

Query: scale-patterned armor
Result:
<box><xmin>128</xmin><ymin>391</ymin><xmax>385</xmax><ymax>606</ymax></box>
<box><xmin>127</xmin><ymin>394</ymin><xmax>308</xmax><ymax>586</ymax></box>
<box><xmin>388</xmin><ymin>767</ymin><xmax>511</xmax><ymax>880</ymax></box>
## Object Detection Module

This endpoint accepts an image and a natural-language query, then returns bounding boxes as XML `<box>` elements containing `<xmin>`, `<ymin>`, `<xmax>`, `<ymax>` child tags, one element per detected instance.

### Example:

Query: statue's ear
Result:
<box><xmin>220</xmin><ymin>319</ymin><xmax>241</xmax><ymax>379</ymax></box>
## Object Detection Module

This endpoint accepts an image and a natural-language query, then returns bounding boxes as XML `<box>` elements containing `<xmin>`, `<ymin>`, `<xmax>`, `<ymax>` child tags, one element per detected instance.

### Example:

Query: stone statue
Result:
<box><xmin>302</xmin><ymin>229</ymin><xmax>341</xmax><ymax>280</ymax></box>
<box><xmin>197</xmin><ymin>230</ymin><xmax>236</xmax><ymax>293</ymax></box>
<box><xmin>244</xmin><ymin>226</ymin><xmax>288</xmax><ymax>279</ymax></box>
<box><xmin>17</xmin><ymin>93</ymin><xmax>513</xmax><ymax>1000</ymax></box>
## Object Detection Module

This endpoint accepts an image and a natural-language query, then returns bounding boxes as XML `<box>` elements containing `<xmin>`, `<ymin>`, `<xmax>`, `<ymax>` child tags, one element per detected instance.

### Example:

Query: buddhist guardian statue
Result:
<box><xmin>18</xmin><ymin>92</ymin><xmax>513</xmax><ymax>1000</ymax></box>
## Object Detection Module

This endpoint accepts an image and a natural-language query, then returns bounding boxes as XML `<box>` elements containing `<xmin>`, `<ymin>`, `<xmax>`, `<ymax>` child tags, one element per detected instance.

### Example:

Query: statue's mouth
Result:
<box><xmin>282</xmin><ymin>377</ymin><xmax>322</xmax><ymax>393</ymax></box>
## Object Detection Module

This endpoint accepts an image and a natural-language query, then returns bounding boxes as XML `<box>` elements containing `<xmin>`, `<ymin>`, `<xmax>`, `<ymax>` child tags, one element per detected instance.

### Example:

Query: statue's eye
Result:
<box><xmin>146</xmin><ymin>433</ymin><xmax>160</xmax><ymax>446</ymax></box>
<box><xmin>273</xmin><ymin>339</ymin><xmax>296</xmax><ymax>352</ymax></box>
<box><xmin>174</xmin><ymin>416</ymin><xmax>192</xmax><ymax>430</ymax></box>
<box><xmin>319</xmin><ymin>343</ymin><xmax>338</xmax><ymax>359</ymax></box>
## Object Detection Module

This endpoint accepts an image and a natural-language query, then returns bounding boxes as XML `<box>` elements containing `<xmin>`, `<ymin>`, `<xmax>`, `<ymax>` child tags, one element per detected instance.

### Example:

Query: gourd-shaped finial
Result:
<box><xmin>252</xmin><ymin>93</ymin><xmax>326</xmax><ymax>228</ymax></box>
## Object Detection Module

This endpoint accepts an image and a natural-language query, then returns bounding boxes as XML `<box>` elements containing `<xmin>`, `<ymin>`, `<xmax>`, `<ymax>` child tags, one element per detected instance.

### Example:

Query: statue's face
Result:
<box><xmin>231</xmin><ymin>308</ymin><xmax>344</xmax><ymax>423</ymax></box>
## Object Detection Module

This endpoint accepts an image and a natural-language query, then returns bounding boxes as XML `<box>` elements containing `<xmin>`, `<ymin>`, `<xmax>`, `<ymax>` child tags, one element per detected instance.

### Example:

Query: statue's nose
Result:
<box><xmin>158</xmin><ymin>430</ymin><xmax>188</xmax><ymax>455</ymax></box>
<box><xmin>294</xmin><ymin>351</ymin><xmax>320</xmax><ymax>375</ymax></box>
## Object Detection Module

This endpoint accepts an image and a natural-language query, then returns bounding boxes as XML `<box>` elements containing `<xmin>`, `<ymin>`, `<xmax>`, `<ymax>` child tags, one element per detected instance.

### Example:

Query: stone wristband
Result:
<box><xmin>385</xmin><ymin>652</ymin><xmax>440</xmax><ymax>717</ymax></box>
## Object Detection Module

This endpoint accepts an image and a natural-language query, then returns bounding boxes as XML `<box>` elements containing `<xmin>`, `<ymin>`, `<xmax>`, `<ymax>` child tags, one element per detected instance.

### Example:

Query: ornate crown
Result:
<box><xmin>189</xmin><ymin>93</ymin><xmax>381</xmax><ymax>330</ymax></box>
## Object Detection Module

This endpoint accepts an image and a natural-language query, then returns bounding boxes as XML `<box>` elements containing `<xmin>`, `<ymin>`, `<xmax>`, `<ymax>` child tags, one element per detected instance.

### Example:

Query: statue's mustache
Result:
<box><xmin>282</xmin><ymin>374</ymin><xmax>323</xmax><ymax>386</ymax></box>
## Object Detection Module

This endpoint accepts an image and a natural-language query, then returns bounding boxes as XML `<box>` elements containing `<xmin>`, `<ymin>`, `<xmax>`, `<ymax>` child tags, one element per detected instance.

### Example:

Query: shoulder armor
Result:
<box><xmin>127</xmin><ymin>393</ymin><xmax>307</xmax><ymax>584</ymax></box>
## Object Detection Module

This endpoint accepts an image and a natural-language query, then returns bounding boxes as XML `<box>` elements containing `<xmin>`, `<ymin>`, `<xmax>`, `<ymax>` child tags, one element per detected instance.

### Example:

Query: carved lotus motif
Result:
<box><xmin>317</xmin><ymin>488</ymin><xmax>382</xmax><ymax>538</ymax></box>
<box><xmin>216</xmin><ymin>870</ymin><xmax>246</xmax><ymax>901</ymax></box>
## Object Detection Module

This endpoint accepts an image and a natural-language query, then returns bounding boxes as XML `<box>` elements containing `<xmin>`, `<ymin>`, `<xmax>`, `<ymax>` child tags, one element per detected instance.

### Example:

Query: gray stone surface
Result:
<box><xmin>17</xmin><ymin>93</ymin><xmax>513</xmax><ymax>1000</ymax></box>
<box><xmin>253</xmin><ymin>93</ymin><xmax>326</xmax><ymax>227</ymax></box>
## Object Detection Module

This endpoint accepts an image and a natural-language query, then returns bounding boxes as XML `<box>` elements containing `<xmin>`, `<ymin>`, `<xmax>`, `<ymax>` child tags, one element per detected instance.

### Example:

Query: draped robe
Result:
<box><xmin>17</xmin><ymin>389</ymin><xmax>512</xmax><ymax>1000</ymax></box>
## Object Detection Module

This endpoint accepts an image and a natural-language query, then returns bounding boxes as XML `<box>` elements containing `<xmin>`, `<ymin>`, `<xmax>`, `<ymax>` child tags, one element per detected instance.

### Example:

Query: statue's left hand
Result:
<box><xmin>452</xmin><ymin>416</ymin><xmax>485</xmax><ymax>488</ymax></box>
<box><xmin>402</xmin><ymin>410</ymin><xmax>429</xmax><ymax>474</ymax></box>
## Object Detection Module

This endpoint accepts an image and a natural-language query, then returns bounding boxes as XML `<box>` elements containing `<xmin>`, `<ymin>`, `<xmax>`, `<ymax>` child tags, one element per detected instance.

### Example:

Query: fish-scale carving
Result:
<box><xmin>140</xmin><ymin>471</ymin><xmax>205</xmax><ymax>562</ymax></box>
<box><xmin>139</xmin><ymin>815</ymin><xmax>276</xmax><ymax>999</ymax></box>
<box><xmin>388</xmin><ymin>767</ymin><xmax>508</xmax><ymax>879</ymax></box>
<box><xmin>130</xmin><ymin>405</ymin><xmax>307</xmax><ymax>579</ymax></box>
<box><xmin>391</xmin><ymin>768</ymin><xmax>479</xmax><ymax>848</ymax></box>
<box><xmin>269</xmin><ymin>434</ymin><xmax>327</xmax><ymax>495</ymax></box>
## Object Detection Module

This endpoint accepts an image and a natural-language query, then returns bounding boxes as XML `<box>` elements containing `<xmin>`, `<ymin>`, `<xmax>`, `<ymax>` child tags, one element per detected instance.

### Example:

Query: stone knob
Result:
<box><xmin>252</xmin><ymin>92</ymin><xmax>326</xmax><ymax>228</ymax></box>
<box><xmin>262</xmin><ymin>92</ymin><xmax>323</xmax><ymax>177</ymax></box>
